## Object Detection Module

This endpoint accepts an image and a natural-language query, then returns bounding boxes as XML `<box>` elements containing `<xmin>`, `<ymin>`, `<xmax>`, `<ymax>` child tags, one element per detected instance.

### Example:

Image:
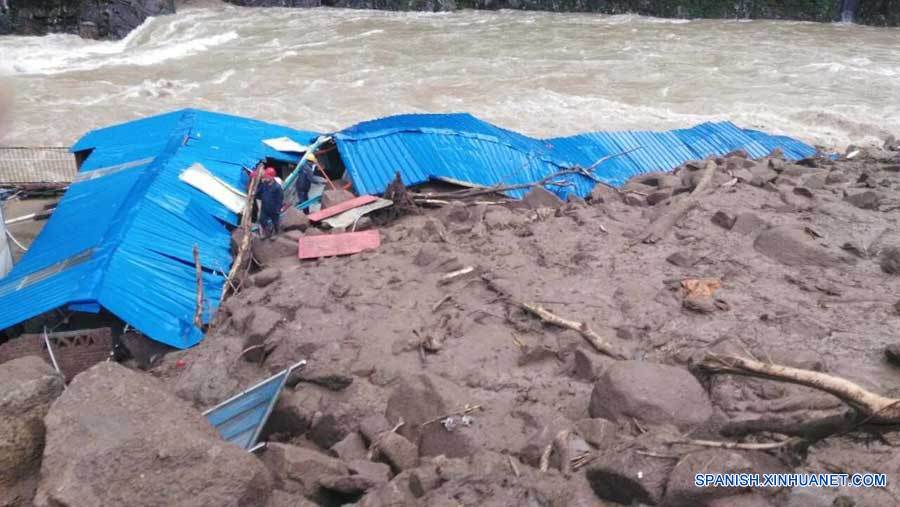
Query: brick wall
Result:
<box><xmin>0</xmin><ymin>328</ymin><xmax>112</xmax><ymax>381</ymax></box>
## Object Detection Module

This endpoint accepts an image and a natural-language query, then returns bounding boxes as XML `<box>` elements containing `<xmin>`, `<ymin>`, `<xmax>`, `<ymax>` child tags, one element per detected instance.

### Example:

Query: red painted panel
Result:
<box><xmin>308</xmin><ymin>195</ymin><xmax>379</xmax><ymax>222</ymax></box>
<box><xmin>298</xmin><ymin>229</ymin><xmax>381</xmax><ymax>259</ymax></box>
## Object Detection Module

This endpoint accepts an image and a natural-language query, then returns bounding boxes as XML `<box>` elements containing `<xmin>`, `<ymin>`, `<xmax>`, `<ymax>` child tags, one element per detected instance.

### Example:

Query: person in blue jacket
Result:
<box><xmin>256</xmin><ymin>167</ymin><xmax>284</xmax><ymax>239</ymax></box>
<box><xmin>294</xmin><ymin>160</ymin><xmax>314</xmax><ymax>214</ymax></box>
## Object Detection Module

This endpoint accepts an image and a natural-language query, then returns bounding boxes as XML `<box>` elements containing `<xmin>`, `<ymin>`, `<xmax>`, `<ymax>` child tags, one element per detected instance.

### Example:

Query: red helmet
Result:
<box><xmin>264</xmin><ymin>167</ymin><xmax>277</xmax><ymax>178</ymax></box>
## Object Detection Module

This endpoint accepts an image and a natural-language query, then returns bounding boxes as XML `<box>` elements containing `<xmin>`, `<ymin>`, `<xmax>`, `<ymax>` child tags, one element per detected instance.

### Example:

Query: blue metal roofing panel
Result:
<box><xmin>0</xmin><ymin>109</ymin><xmax>320</xmax><ymax>349</ymax></box>
<box><xmin>741</xmin><ymin>128</ymin><xmax>817</xmax><ymax>160</ymax></box>
<box><xmin>204</xmin><ymin>361</ymin><xmax>305</xmax><ymax>450</ymax></box>
<box><xmin>337</xmin><ymin>113</ymin><xmax>814</xmax><ymax>199</ymax></box>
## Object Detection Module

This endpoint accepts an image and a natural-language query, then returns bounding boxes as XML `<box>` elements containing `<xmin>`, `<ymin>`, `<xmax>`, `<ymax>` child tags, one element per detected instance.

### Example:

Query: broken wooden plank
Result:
<box><xmin>308</xmin><ymin>195</ymin><xmax>378</xmax><ymax>222</ymax></box>
<box><xmin>298</xmin><ymin>229</ymin><xmax>381</xmax><ymax>259</ymax></box>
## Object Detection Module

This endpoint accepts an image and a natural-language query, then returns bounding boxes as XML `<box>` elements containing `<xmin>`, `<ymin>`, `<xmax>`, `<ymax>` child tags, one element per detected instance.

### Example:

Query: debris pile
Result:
<box><xmin>2</xmin><ymin>133</ymin><xmax>900</xmax><ymax>506</ymax></box>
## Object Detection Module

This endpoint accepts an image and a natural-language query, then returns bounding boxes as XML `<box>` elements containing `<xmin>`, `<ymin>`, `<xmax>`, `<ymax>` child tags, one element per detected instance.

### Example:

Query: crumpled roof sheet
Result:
<box><xmin>0</xmin><ymin>109</ymin><xmax>318</xmax><ymax>349</ymax></box>
<box><xmin>336</xmin><ymin>114</ymin><xmax>817</xmax><ymax>198</ymax></box>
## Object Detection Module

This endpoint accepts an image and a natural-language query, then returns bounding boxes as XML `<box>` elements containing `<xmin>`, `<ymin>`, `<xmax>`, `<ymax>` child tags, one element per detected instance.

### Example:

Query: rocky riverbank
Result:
<box><xmin>1</xmin><ymin>0</ymin><xmax>897</xmax><ymax>40</ymax></box>
<box><xmin>3</xmin><ymin>138</ymin><xmax>900</xmax><ymax>506</ymax></box>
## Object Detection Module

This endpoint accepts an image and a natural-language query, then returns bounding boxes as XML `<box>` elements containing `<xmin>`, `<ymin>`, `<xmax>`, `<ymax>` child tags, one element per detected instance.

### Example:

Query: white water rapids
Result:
<box><xmin>0</xmin><ymin>4</ymin><xmax>899</xmax><ymax>148</ymax></box>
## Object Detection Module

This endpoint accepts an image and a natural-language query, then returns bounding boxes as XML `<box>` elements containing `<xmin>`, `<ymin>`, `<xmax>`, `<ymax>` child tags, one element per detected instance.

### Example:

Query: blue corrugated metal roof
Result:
<box><xmin>204</xmin><ymin>361</ymin><xmax>305</xmax><ymax>451</ymax></box>
<box><xmin>0</xmin><ymin>109</ymin><xmax>318</xmax><ymax>349</ymax></box>
<box><xmin>335</xmin><ymin>114</ymin><xmax>817</xmax><ymax>199</ymax></box>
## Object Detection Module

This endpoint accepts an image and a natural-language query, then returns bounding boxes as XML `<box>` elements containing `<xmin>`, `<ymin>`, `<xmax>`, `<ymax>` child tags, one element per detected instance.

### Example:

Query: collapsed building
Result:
<box><xmin>0</xmin><ymin>108</ymin><xmax>816</xmax><ymax>379</ymax></box>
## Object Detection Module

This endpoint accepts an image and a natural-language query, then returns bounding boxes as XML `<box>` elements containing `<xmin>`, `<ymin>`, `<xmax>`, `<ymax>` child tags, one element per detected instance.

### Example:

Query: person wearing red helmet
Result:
<box><xmin>255</xmin><ymin>167</ymin><xmax>284</xmax><ymax>239</ymax></box>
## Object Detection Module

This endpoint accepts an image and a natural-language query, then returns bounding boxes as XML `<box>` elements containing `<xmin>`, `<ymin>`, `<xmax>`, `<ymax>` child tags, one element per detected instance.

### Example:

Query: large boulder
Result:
<box><xmin>0</xmin><ymin>356</ymin><xmax>65</xmax><ymax>506</ymax></box>
<box><xmin>586</xmin><ymin>446</ymin><xmax>677</xmax><ymax>505</ymax></box>
<box><xmin>35</xmin><ymin>362</ymin><xmax>272</xmax><ymax>507</ymax></box>
<box><xmin>589</xmin><ymin>361</ymin><xmax>713</xmax><ymax>431</ymax></box>
<box><xmin>664</xmin><ymin>449</ymin><xmax>786</xmax><ymax>506</ymax></box>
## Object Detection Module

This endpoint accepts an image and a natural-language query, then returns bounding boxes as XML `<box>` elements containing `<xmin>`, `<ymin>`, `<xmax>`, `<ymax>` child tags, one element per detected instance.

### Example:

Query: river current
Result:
<box><xmin>1</xmin><ymin>4</ymin><xmax>898</xmax><ymax>148</ymax></box>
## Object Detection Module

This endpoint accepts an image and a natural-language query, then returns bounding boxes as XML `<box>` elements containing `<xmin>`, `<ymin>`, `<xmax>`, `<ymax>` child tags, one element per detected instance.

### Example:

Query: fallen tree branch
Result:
<box><xmin>698</xmin><ymin>354</ymin><xmax>900</xmax><ymax>424</ymax></box>
<box><xmin>520</xmin><ymin>303</ymin><xmax>626</xmax><ymax>359</ymax></box>
<box><xmin>482</xmin><ymin>276</ymin><xmax>626</xmax><ymax>359</ymax></box>
<box><xmin>666</xmin><ymin>437</ymin><xmax>805</xmax><ymax>451</ymax></box>
<box><xmin>641</xmin><ymin>160</ymin><xmax>717</xmax><ymax>244</ymax></box>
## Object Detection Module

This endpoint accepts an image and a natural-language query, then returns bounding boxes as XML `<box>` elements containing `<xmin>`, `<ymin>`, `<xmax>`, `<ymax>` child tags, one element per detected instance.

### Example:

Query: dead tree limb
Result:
<box><xmin>642</xmin><ymin>160</ymin><xmax>717</xmax><ymax>244</ymax></box>
<box><xmin>193</xmin><ymin>244</ymin><xmax>204</xmax><ymax>329</ymax></box>
<box><xmin>482</xmin><ymin>276</ymin><xmax>626</xmax><ymax>359</ymax></box>
<box><xmin>520</xmin><ymin>303</ymin><xmax>626</xmax><ymax>359</ymax></box>
<box><xmin>699</xmin><ymin>354</ymin><xmax>900</xmax><ymax>424</ymax></box>
<box><xmin>666</xmin><ymin>437</ymin><xmax>805</xmax><ymax>451</ymax></box>
<box><xmin>221</xmin><ymin>169</ymin><xmax>262</xmax><ymax>304</ymax></box>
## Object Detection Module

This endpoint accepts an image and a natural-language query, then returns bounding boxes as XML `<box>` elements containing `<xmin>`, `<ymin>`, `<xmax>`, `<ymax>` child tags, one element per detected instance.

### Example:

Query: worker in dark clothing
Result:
<box><xmin>256</xmin><ymin>167</ymin><xmax>284</xmax><ymax>239</ymax></box>
<box><xmin>294</xmin><ymin>160</ymin><xmax>314</xmax><ymax>214</ymax></box>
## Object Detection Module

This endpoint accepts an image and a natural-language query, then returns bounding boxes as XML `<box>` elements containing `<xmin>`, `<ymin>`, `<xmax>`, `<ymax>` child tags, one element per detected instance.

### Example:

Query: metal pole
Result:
<box><xmin>43</xmin><ymin>326</ymin><xmax>66</xmax><ymax>385</ymax></box>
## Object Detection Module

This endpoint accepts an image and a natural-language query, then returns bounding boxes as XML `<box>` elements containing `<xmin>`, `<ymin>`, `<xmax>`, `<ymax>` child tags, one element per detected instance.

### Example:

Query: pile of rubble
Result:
<box><xmin>3</xmin><ymin>138</ymin><xmax>900</xmax><ymax>506</ymax></box>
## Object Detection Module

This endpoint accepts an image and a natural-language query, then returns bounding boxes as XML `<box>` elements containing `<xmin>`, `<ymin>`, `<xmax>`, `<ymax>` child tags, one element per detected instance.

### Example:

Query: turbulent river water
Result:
<box><xmin>1</xmin><ymin>4</ymin><xmax>899</xmax><ymax>148</ymax></box>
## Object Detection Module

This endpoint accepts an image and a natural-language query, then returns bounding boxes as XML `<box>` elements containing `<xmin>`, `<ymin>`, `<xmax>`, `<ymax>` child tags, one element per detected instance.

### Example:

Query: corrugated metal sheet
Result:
<box><xmin>204</xmin><ymin>361</ymin><xmax>306</xmax><ymax>451</ymax></box>
<box><xmin>0</xmin><ymin>147</ymin><xmax>78</xmax><ymax>184</ymax></box>
<box><xmin>336</xmin><ymin>114</ymin><xmax>817</xmax><ymax>199</ymax></box>
<box><xmin>0</xmin><ymin>109</ymin><xmax>319</xmax><ymax>349</ymax></box>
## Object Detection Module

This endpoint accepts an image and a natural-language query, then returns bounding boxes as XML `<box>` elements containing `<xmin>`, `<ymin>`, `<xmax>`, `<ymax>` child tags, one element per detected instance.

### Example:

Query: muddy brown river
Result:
<box><xmin>1</xmin><ymin>4</ymin><xmax>899</xmax><ymax>147</ymax></box>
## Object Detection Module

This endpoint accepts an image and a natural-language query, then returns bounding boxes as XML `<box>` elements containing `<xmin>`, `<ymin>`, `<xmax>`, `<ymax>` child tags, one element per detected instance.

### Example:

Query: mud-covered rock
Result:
<box><xmin>753</xmin><ymin>226</ymin><xmax>850</xmax><ymax>267</ymax></box>
<box><xmin>575</xmin><ymin>418</ymin><xmax>618</xmax><ymax>449</ymax></box>
<box><xmin>385</xmin><ymin>375</ymin><xmax>473</xmax><ymax>458</ymax></box>
<box><xmin>880</xmin><ymin>247</ymin><xmax>900</xmax><ymax>275</ymax></box>
<box><xmin>331</xmin><ymin>432</ymin><xmax>368</xmax><ymax>461</ymax></box>
<box><xmin>589</xmin><ymin>360</ymin><xmax>713</xmax><ymax>430</ymax></box>
<box><xmin>281</xmin><ymin>207</ymin><xmax>311</xmax><ymax>232</ymax></box>
<box><xmin>262</xmin><ymin>443</ymin><xmax>348</xmax><ymax>502</ymax></box>
<box><xmin>521</xmin><ymin>186</ymin><xmax>564</xmax><ymax>210</ymax></box>
<box><xmin>377</xmin><ymin>431</ymin><xmax>419</xmax><ymax>472</ymax></box>
<box><xmin>664</xmin><ymin>449</ymin><xmax>785</xmax><ymax>506</ymax></box>
<box><xmin>844</xmin><ymin>190</ymin><xmax>881</xmax><ymax>210</ymax></box>
<box><xmin>36</xmin><ymin>362</ymin><xmax>271</xmax><ymax>507</ymax></box>
<box><xmin>321</xmin><ymin>189</ymin><xmax>356</xmax><ymax>209</ymax></box>
<box><xmin>0</xmin><ymin>357</ymin><xmax>65</xmax><ymax>506</ymax></box>
<box><xmin>252</xmin><ymin>267</ymin><xmax>282</xmax><ymax>288</ymax></box>
<box><xmin>586</xmin><ymin>446</ymin><xmax>677</xmax><ymax>505</ymax></box>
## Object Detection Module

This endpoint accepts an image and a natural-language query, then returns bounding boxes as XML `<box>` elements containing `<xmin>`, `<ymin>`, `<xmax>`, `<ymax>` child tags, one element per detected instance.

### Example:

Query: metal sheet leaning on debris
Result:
<box><xmin>321</xmin><ymin>198</ymin><xmax>393</xmax><ymax>229</ymax></box>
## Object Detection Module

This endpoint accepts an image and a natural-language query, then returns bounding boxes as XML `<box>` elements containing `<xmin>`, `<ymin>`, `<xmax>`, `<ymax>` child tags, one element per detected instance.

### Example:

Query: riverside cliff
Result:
<box><xmin>0</xmin><ymin>0</ymin><xmax>175</xmax><ymax>39</ymax></box>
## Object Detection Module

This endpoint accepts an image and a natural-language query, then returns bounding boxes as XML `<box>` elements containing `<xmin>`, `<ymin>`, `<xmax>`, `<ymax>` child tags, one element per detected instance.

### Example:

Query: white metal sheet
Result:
<box><xmin>179</xmin><ymin>163</ymin><xmax>246</xmax><ymax>214</ymax></box>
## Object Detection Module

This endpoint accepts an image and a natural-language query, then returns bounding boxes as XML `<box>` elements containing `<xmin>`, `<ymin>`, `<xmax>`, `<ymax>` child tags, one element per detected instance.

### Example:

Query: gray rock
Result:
<box><xmin>666</xmin><ymin>251</ymin><xmax>697</xmax><ymax>268</ymax></box>
<box><xmin>623</xmin><ymin>193</ymin><xmax>647</xmax><ymax>207</ymax></box>
<box><xmin>754</xmin><ymin>226</ymin><xmax>849</xmax><ymax>267</ymax></box>
<box><xmin>36</xmin><ymin>362</ymin><xmax>271</xmax><ymax>507</ymax></box>
<box><xmin>844</xmin><ymin>190</ymin><xmax>881</xmax><ymax>210</ymax></box>
<box><xmin>359</xmin><ymin>414</ymin><xmax>392</xmax><ymax>445</ymax></box>
<box><xmin>586</xmin><ymin>446</ymin><xmax>677</xmax><ymax>505</ymax></box>
<box><xmin>521</xmin><ymin>186</ymin><xmax>564</xmax><ymax>210</ymax></box>
<box><xmin>646</xmin><ymin>190</ymin><xmax>672</xmax><ymax>206</ymax></box>
<box><xmin>589</xmin><ymin>360</ymin><xmax>713</xmax><ymax>430</ymax></box>
<box><xmin>0</xmin><ymin>357</ymin><xmax>65</xmax><ymax>506</ymax></box>
<box><xmin>385</xmin><ymin>375</ymin><xmax>473</xmax><ymax>459</ymax></box>
<box><xmin>319</xmin><ymin>474</ymin><xmax>379</xmax><ymax>495</ymax></box>
<box><xmin>2</xmin><ymin>0</ymin><xmax>175</xmax><ymax>40</ymax></box>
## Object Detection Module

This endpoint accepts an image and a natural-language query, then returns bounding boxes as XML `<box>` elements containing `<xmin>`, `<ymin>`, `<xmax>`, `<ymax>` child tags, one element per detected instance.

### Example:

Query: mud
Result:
<box><xmin>147</xmin><ymin>143</ymin><xmax>900</xmax><ymax>505</ymax></box>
